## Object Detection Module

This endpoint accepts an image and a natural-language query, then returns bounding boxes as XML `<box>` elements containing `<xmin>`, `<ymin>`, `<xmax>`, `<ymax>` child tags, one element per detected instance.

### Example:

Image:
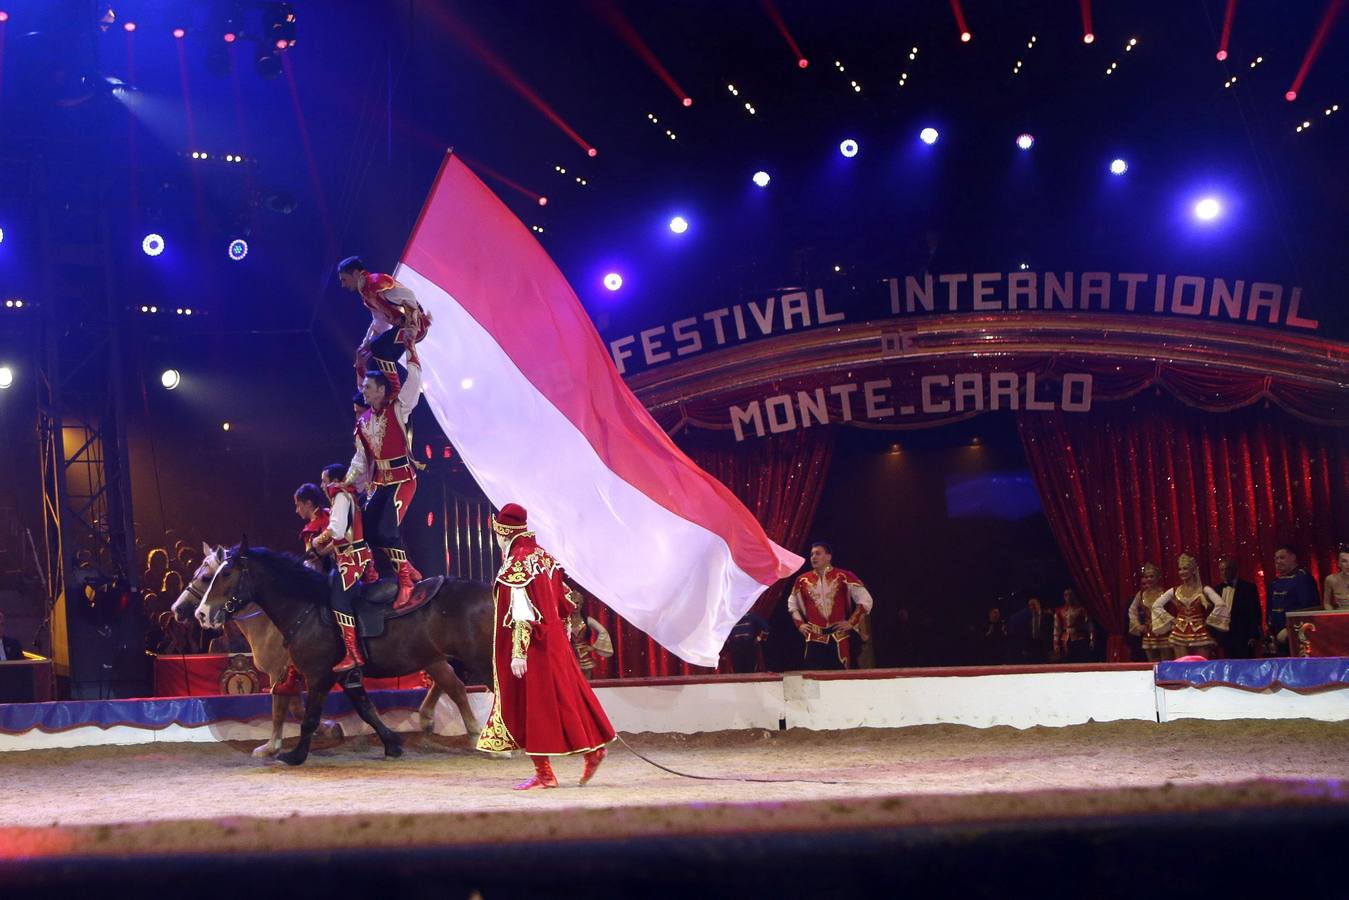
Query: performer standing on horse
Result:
<box><xmin>337</xmin><ymin>256</ymin><xmax>431</xmax><ymax>612</ymax></box>
<box><xmin>311</xmin><ymin>463</ymin><xmax>378</xmax><ymax>675</ymax></box>
<box><xmin>476</xmin><ymin>504</ymin><xmax>615</xmax><ymax>790</ymax></box>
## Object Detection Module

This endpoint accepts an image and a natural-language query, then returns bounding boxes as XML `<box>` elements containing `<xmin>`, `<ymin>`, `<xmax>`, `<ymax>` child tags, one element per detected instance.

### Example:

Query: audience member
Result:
<box><xmin>1053</xmin><ymin>589</ymin><xmax>1095</xmax><ymax>663</ymax></box>
<box><xmin>1267</xmin><ymin>544</ymin><xmax>1319</xmax><ymax>652</ymax></box>
<box><xmin>1152</xmin><ymin>553</ymin><xmax>1228</xmax><ymax>659</ymax></box>
<box><xmin>1321</xmin><ymin>545</ymin><xmax>1349</xmax><ymax>610</ymax></box>
<box><xmin>724</xmin><ymin>611</ymin><xmax>771</xmax><ymax>673</ymax></box>
<box><xmin>978</xmin><ymin>607</ymin><xmax>1007</xmax><ymax>664</ymax></box>
<box><xmin>207</xmin><ymin>620</ymin><xmax>250</xmax><ymax>654</ymax></box>
<box><xmin>175</xmin><ymin>545</ymin><xmax>201</xmax><ymax>581</ymax></box>
<box><xmin>0</xmin><ymin>611</ymin><xmax>22</xmax><ymax>660</ymax></box>
<box><xmin>1007</xmin><ymin>596</ymin><xmax>1052</xmax><ymax>664</ymax></box>
<box><xmin>1127</xmin><ymin>563</ymin><xmax>1172</xmax><ymax>662</ymax></box>
<box><xmin>1215</xmin><ymin>556</ymin><xmax>1262</xmax><ymax>659</ymax></box>
<box><xmin>142</xmin><ymin>548</ymin><xmax>169</xmax><ymax>593</ymax></box>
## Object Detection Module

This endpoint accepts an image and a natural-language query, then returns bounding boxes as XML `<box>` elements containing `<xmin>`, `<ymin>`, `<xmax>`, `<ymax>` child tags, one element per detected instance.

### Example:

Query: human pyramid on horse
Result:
<box><xmin>186</xmin><ymin>256</ymin><xmax>614</xmax><ymax>789</ymax></box>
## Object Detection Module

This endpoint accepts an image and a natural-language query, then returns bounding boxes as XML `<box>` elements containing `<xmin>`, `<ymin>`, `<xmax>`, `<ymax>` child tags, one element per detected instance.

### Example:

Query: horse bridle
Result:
<box><xmin>187</xmin><ymin>561</ymin><xmax>264</xmax><ymax>621</ymax></box>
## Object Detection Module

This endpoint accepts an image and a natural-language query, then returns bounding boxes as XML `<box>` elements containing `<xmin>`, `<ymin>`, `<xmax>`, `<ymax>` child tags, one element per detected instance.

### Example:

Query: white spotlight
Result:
<box><xmin>1110</xmin><ymin>158</ymin><xmax>1129</xmax><ymax>175</ymax></box>
<box><xmin>668</xmin><ymin>216</ymin><xmax>689</xmax><ymax>234</ymax></box>
<box><xmin>1016</xmin><ymin>133</ymin><xmax>1035</xmax><ymax>150</ymax></box>
<box><xmin>160</xmin><ymin>369</ymin><xmax>181</xmax><ymax>390</ymax></box>
<box><xmin>920</xmin><ymin>127</ymin><xmax>939</xmax><ymax>145</ymax></box>
<box><xmin>0</xmin><ymin>366</ymin><xmax>13</xmax><ymax>390</ymax></box>
<box><xmin>1194</xmin><ymin>197</ymin><xmax>1222</xmax><ymax>221</ymax></box>
<box><xmin>839</xmin><ymin>139</ymin><xmax>859</xmax><ymax>158</ymax></box>
<box><xmin>752</xmin><ymin>170</ymin><xmax>771</xmax><ymax>187</ymax></box>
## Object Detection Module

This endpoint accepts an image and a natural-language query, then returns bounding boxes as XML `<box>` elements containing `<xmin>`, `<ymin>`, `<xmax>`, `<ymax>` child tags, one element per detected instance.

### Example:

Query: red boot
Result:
<box><xmin>392</xmin><ymin>560</ymin><xmax>419</xmax><ymax>611</ymax></box>
<box><xmin>332</xmin><ymin>611</ymin><xmax>365</xmax><ymax>674</ymax></box>
<box><xmin>272</xmin><ymin>663</ymin><xmax>304</xmax><ymax>696</ymax></box>
<box><xmin>580</xmin><ymin>747</ymin><xmax>607</xmax><ymax>786</ymax></box>
<box><xmin>514</xmin><ymin>755</ymin><xmax>559</xmax><ymax>791</ymax></box>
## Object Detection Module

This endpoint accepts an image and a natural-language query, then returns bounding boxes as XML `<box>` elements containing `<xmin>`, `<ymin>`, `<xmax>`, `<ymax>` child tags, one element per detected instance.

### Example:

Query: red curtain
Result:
<box><xmin>582</xmin><ymin>427</ymin><xmax>834</xmax><ymax>677</ymax></box>
<box><xmin>1018</xmin><ymin>394</ymin><xmax>1349</xmax><ymax>660</ymax></box>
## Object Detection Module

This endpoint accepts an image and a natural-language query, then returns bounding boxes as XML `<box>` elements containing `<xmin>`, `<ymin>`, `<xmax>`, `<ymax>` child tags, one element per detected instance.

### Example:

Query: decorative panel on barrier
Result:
<box><xmin>1287</xmin><ymin>611</ymin><xmax>1349</xmax><ymax>658</ymax></box>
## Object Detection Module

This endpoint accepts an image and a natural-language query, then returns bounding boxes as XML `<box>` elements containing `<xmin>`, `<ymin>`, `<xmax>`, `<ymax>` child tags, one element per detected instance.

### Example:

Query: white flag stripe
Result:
<box><xmin>403</xmin><ymin>264</ymin><xmax>768</xmax><ymax>666</ymax></box>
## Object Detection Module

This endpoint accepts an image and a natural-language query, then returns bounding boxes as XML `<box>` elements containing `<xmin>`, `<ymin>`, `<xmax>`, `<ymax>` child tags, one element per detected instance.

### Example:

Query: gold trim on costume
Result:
<box><xmin>490</xmin><ymin>516</ymin><xmax>529</xmax><ymax>537</ymax></box>
<box><xmin>476</xmin><ymin>706</ymin><xmax>518</xmax><ymax>753</ymax></box>
<box><xmin>335</xmin><ymin>611</ymin><xmax>355</xmax><ymax>628</ymax></box>
<box><xmin>386</xmin><ymin>547</ymin><xmax>407</xmax><ymax>564</ymax></box>
<box><xmin>511</xmin><ymin>621</ymin><xmax>532</xmax><ymax>659</ymax></box>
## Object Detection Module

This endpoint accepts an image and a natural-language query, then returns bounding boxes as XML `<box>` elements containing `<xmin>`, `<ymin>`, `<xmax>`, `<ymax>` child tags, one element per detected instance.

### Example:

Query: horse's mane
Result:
<box><xmin>237</xmin><ymin>545</ymin><xmax>329</xmax><ymax>604</ymax></box>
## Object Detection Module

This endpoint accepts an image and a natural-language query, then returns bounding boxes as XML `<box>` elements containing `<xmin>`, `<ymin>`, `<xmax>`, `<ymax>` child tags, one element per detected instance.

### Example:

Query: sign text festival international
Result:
<box><xmin>606</xmin><ymin>271</ymin><xmax>1317</xmax><ymax>442</ymax></box>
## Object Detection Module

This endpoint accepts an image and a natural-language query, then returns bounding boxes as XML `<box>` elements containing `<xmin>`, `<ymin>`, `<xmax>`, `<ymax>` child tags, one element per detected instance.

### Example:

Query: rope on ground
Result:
<box><xmin>614</xmin><ymin>734</ymin><xmax>853</xmax><ymax>786</ymax></box>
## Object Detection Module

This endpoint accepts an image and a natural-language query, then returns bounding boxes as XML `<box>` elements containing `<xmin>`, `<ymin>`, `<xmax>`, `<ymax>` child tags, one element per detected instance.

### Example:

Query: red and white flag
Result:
<box><xmin>397</xmin><ymin>153</ymin><xmax>802</xmax><ymax>666</ymax></box>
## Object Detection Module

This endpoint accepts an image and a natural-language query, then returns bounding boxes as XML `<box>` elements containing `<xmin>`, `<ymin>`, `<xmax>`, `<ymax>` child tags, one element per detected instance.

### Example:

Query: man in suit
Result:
<box><xmin>1007</xmin><ymin>596</ymin><xmax>1052</xmax><ymax>664</ymax></box>
<box><xmin>0</xmin><ymin>611</ymin><xmax>23</xmax><ymax>661</ymax></box>
<box><xmin>1215</xmin><ymin>557</ymin><xmax>1262</xmax><ymax>658</ymax></box>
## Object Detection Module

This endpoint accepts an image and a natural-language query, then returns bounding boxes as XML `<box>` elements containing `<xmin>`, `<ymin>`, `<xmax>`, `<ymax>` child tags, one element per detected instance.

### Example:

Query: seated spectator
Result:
<box><xmin>176</xmin><ymin>545</ymin><xmax>201</xmax><ymax>580</ymax></box>
<box><xmin>207</xmin><ymin>620</ymin><xmax>250</xmax><ymax>654</ymax></box>
<box><xmin>142</xmin><ymin>548</ymin><xmax>169</xmax><ymax>594</ymax></box>
<box><xmin>161</xmin><ymin>570</ymin><xmax>184</xmax><ymax>602</ymax></box>
<box><xmin>1268</xmin><ymin>544</ymin><xmax>1320</xmax><ymax>653</ymax></box>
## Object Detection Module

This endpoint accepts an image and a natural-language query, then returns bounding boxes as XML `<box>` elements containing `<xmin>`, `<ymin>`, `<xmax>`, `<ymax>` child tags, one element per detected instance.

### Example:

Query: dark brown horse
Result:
<box><xmin>195</xmin><ymin>544</ymin><xmax>493</xmax><ymax>766</ymax></box>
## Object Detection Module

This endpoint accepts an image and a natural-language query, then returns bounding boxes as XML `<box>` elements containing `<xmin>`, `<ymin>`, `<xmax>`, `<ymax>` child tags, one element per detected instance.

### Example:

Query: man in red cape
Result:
<box><xmin>476</xmin><ymin>503</ymin><xmax>615</xmax><ymax>790</ymax></box>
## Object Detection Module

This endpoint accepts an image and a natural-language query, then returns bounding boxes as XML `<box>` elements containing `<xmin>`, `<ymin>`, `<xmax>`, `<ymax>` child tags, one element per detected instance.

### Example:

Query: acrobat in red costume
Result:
<box><xmin>476</xmin><ymin>504</ymin><xmax>616</xmax><ymax>790</ymax></box>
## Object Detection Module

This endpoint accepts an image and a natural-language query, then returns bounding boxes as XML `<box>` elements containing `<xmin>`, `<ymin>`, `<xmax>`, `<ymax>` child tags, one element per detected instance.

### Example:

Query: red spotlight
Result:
<box><xmin>426</xmin><ymin>511</ymin><xmax>435</xmax><ymax>528</ymax></box>
<box><xmin>682</xmin><ymin>96</ymin><xmax>692</xmax><ymax>107</ymax></box>
<box><xmin>1286</xmin><ymin>0</ymin><xmax>1344</xmax><ymax>105</ymax></box>
<box><xmin>1083</xmin><ymin>33</ymin><xmax>1095</xmax><ymax>44</ymax></box>
<box><xmin>797</xmin><ymin>58</ymin><xmax>808</xmax><ymax>68</ymax></box>
<box><xmin>275</xmin><ymin>38</ymin><xmax>287</xmax><ymax>49</ymax></box>
<box><xmin>1217</xmin><ymin>0</ymin><xmax>1237</xmax><ymax>63</ymax></box>
<box><xmin>759</xmin><ymin>0</ymin><xmax>808</xmax><ymax>69</ymax></box>
<box><xmin>172</xmin><ymin>27</ymin><xmax>185</xmax><ymax>38</ymax></box>
<box><xmin>123</xmin><ymin>20</ymin><xmax>136</xmax><ymax>32</ymax></box>
<box><xmin>223</xmin><ymin>31</ymin><xmax>236</xmax><ymax>43</ymax></box>
<box><xmin>0</xmin><ymin>11</ymin><xmax>10</xmax><ymax>22</ymax></box>
<box><xmin>1079</xmin><ymin>0</ymin><xmax>1094</xmax><ymax>46</ymax></box>
<box><xmin>538</xmin><ymin>196</ymin><xmax>548</xmax><ymax>206</ymax></box>
<box><xmin>960</xmin><ymin>31</ymin><xmax>972</xmax><ymax>42</ymax></box>
<box><xmin>587</xmin><ymin>147</ymin><xmax>598</xmax><ymax>157</ymax></box>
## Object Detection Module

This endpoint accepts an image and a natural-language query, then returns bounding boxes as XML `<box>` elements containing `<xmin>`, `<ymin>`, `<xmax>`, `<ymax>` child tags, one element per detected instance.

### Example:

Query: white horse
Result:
<box><xmin>171</xmin><ymin>544</ymin><xmax>481</xmax><ymax>756</ymax></box>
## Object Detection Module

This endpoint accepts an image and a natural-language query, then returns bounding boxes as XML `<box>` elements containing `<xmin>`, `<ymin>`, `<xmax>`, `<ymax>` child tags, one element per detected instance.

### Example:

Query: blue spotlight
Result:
<box><xmin>669</xmin><ymin>215</ymin><xmax>689</xmax><ymax>234</ymax></box>
<box><xmin>142</xmin><ymin>233</ymin><xmax>165</xmax><ymax>256</ymax></box>
<box><xmin>1110</xmin><ymin>158</ymin><xmax>1129</xmax><ymax>176</ymax></box>
<box><xmin>1194</xmin><ymin>197</ymin><xmax>1222</xmax><ymax>221</ymax></box>
<box><xmin>752</xmin><ymin>170</ymin><xmax>771</xmax><ymax>187</ymax></box>
<box><xmin>228</xmin><ymin>238</ymin><xmax>249</xmax><ymax>261</ymax></box>
<box><xmin>603</xmin><ymin>272</ymin><xmax>623</xmax><ymax>291</ymax></box>
<box><xmin>1016</xmin><ymin>133</ymin><xmax>1035</xmax><ymax>150</ymax></box>
<box><xmin>920</xmin><ymin>127</ymin><xmax>939</xmax><ymax>145</ymax></box>
<box><xmin>839</xmin><ymin>138</ymin><xmax>859</xmax><ymax>158</ymax></box>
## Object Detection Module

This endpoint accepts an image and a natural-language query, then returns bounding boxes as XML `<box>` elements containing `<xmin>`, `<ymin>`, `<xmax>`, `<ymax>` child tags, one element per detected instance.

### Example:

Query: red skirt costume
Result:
<box><xmin>476</xmin><ymin>525</ymin><xmax>614</xmax><ymax>757</ymax></box>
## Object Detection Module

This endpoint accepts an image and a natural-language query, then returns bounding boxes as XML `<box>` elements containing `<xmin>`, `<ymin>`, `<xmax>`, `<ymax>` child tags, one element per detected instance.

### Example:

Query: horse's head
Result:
<box><xmin>195</xmin><ymin>544</ymin><xmax>256</xmax><ymax>630</ymax></box>
<box><xmin>172</xmin><ymin>542</ymin><xmax>226</xmax><ymax>623</ymax></box>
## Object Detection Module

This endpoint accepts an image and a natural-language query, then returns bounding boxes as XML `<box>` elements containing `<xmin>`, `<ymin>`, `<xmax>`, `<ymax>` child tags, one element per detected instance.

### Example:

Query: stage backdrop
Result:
<box><xmin>1019</xmin><ymin>393</ymin><xmax>1349</xmax><ymax>661</ymax></box>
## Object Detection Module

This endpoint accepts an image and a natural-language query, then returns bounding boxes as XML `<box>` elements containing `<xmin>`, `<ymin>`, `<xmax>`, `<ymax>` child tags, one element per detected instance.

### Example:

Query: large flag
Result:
<box><xmin>397</xmin><ymin>153</ymin><xmax>802</xmax><ymax>666</ymax></box>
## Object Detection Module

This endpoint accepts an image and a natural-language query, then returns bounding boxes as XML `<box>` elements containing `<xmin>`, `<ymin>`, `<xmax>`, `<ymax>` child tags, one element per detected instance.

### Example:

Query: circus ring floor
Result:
<box><xmin>6</xmin><ymin>722</ymin><xmax>1349</xmax><ymax>897</ymax></box>
<box><xmin>5</xmin><ymin>667</ymin><xmax>1349</xmax><ymax>897</ymax></box>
